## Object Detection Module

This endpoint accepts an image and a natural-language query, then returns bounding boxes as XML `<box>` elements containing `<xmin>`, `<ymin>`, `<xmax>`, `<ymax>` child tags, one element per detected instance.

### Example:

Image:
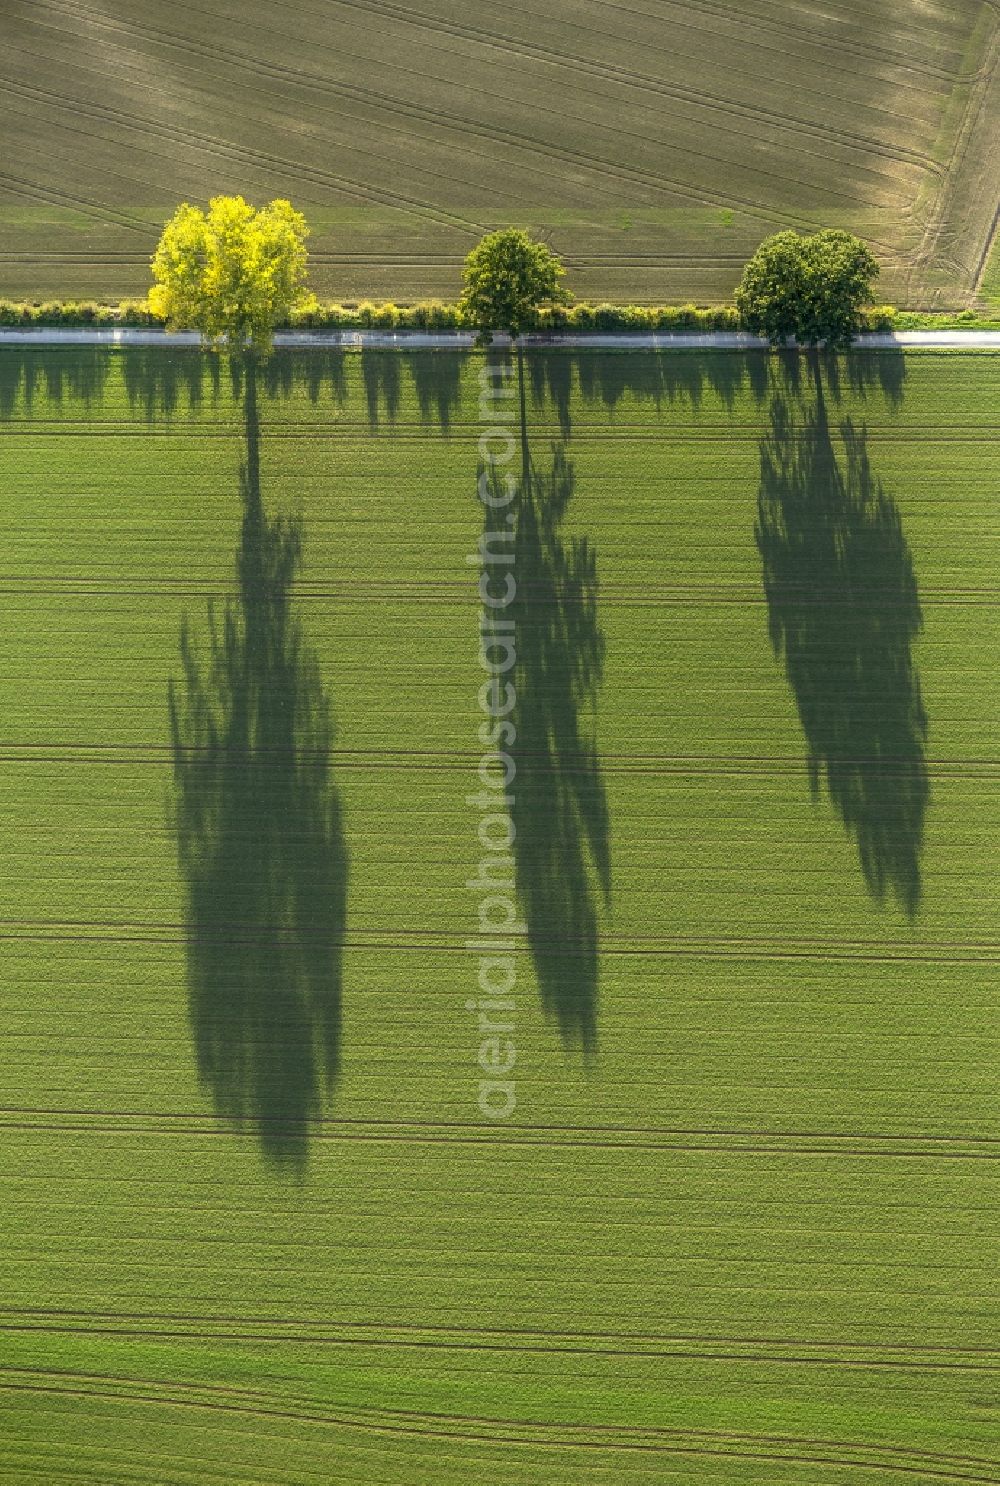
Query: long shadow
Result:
<box><xmin>572</xmin><ymin>349</ymin><xmax>770</xmax><ymax>421</ymax></box>
<box><xmin>360</xmin><ymin>348</ymin><xmax>403</xmax><ymax>427</ymax></box>
<box><xmin>507</xmin><ymin>349</ymin><xmax>610</xmax><ymax>1052</ymax></box>
<box><xmin>290</xmin><ymin>350</ymin><xmax>349</xmax><ymax>409</ymax></box>
<box><xmin>359</xmin><ymin>348</ymin><xmax>466</xmax><ymax>430</ymax></box>
<box><xmin>529</xmin><ymin>352</ymin><xmax>573</xmax><ymax>436</ymax></box>
<box><xmin>549</xmin><ymin>347</ymin><xmax>904</xmax><ymax>436</ymax></box>
<box><xmin>169</xmin><ymin>361</ymin><xmax>348</xmax><ymax>1165</ymax></box>
<box><xmin>121</xmin><ymin>348</ymin><xmax>220</xmax><ymax>419</ymax></box>
<box><xmin>408</xmin><ymin>350</ymin><xmax>466</xmax><ymax>430</ymax></box>
<box><xmin>0</xmin><ymin>347</ymin><xmax>112</xmax><ymax>418</ymax></box>
<box><xmin>121</xmin><ymin>349</ymin><xmax>351</xmax><ymax>421</ymax></box>
<box><xmin>756</xmin><ymin>354</ymin><xmax>928</xmax><ymax>915</ymax></box>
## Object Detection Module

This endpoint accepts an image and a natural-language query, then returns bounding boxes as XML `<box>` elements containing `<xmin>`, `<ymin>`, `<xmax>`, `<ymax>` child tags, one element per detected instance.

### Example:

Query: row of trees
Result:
<box><xmin>150</xmin><ymin>197</ymin><xmax>881</xmax><ymax>354</ymax></box>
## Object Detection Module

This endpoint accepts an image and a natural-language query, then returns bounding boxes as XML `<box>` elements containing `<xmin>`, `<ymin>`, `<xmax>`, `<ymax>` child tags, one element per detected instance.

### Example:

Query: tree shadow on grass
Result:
<box><xmin>0</xmin><ymin>347</ymin><xmax>112</xmax><ymax>418</ymax></box>
<box><xmin>360</xmin><ymin>348</ymin><xmax>403</xmax><ymax>427</ymax></box>
<box><xmin>533</xmin><ymin>346</ymin><xmax>906</xmax><ymax>438</ymax></box>
<box><xmin>360</xmin><ymin>347</ymin><xmax>466</xmax><ymax>429</ymax></box>
<box><xmin>756</xmin><ymin>354</ymin><xmax>928</xmax><ymax>915</ymax></box>
<box><xmin>409</xmin><ymin>350</ymin><xmax>466</xmax><ymax>430</ymax></box>
<box><xmin>122</xmin><ymin>349</ymin><xmax>351</xmax><ymax>420</ymax></box>
<box><xmin>528</xmin><ymin>352</ymin><xmax>574</xmax><ymax>436</ymax></box>
<box><xmin>507</xmin><ymin>351</ymin><xmax>610</xmax><ymax>1052</ymax></box>
<box><xmin>573</xmin><ymin>349</ymin><xmax>770</xmax><ymax>419</ymax></box>
<box><xmin>169</xmin><ymin>362</ymin><xmax>348</xmax><ymax>1167</ymax></box>
<box><xmin>121</xmin><ymin>348</ymin><xmax>221</xmax><ymax>419</ymax></box>
<box><xmin>284</xmin><ymin>350</ymin><xmax>348</xmax><ymax>408</ymax></box>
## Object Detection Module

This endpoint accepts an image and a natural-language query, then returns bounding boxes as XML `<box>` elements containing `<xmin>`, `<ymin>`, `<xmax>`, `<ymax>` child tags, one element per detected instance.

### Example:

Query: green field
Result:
<box><xmin>1</xmin><ymin>0</ymin><xmax>998</xmax><ymax>307</ymax></box>
<box><xmin>2</xmin><ymin>345</ymin><xmax>999</xmax><ymax>1482</ymax></box>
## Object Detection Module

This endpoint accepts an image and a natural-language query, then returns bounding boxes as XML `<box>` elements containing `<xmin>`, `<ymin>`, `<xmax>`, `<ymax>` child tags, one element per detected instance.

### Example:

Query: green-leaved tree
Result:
<box><xmin>460</xmin><ymin>228</ymin><xmax>570</xmax><ymax>345</ymax></box>
<box><xmin>150</xmin><ymin>196</ymin><xmax>312</xmax><ymax>355</ymax></box>
<box><xmin>736</xmin><ymin>230</ymin><xmax>880</xmax><ymax>350</ymax></box>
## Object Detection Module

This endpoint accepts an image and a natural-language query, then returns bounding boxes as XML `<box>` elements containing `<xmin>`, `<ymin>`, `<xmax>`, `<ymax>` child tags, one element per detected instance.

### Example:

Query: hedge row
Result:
<box><xmin>0</xmin><ymin>299</ymin><xmax>159</xmax><ymax>327</ymax></box>
<box><xmin>291</xmin><ymin>300</ymin><xmax>749</xmax><ymax>331</ymax></box>
<box><xmin>0</xmin><ymin>296</ymin><xmax>904</xmax><ymax>333</ymax></box>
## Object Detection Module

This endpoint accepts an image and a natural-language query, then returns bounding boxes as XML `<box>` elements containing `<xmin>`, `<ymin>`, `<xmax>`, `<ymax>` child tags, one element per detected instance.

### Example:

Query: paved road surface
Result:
<box><xmin>0</xmin><ymin>328</ymin><xmax>998</xmax><ymax>349</ymax></box>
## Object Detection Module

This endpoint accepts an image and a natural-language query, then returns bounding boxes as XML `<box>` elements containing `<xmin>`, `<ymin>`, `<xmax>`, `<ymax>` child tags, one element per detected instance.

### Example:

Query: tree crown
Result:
<box><xmin>736</xmin><ymin>229</ymin><xmax>879</xmax><ymax>350</ymax></box>
<box><xmin>460</xmin><ymin>228</ymin><xmax>570</xmax><ymax>344</ymax></box>
<box><xmin>149</xmin><ymin>196</ymin><xmax>311</xmax><ymax>354</ymax></box>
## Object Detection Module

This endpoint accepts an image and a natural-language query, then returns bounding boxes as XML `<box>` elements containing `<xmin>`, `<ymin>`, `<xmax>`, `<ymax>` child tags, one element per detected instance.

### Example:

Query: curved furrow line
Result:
<box><xmin>0</xmin><ymin>1441</ymin><xmax>249</xmax><ymax>1486</ymax></box>
<box><xmin>6</xmin><ymin>1307</ymin><xmax>1000</xmax><ymax>1364</ymax></box>
<box><xmin>314</xmin><ymin>0</ymin><xmax>944</xmax><ymax>176</ymax></box>
<box><xmin>2</xmin><ymin>1363</ymin><xmax>1000</xmax><ymax>1478</ymax></box>
<box><xmin>19</xmin><ymin>0</ymin><xmax>921</xmax><ymax>242</ymax></box>
<box><xmin>1</xmin><ymin>1376</ymin><xmax>999</xmax><ymax>1481</ymax></box>
<box><xmin>3</xmin><ymin>1117</ymin><xmax>1000</xmax><ymax>1160</ymax></box>
<box><xmin>0</xmin><ymin>168</ymin><xmax>155</xmax><ymax>238</ymax></box>
<box><xmin>905</xmin><ymin>27</ymin><xmax>1000</xmax><ymax>294</ymax></box>
<box><xmin>0</xmin><ymin>929</ymin><xmax>995</xmax><ymax>970</ymax></box>
<box><xmin>4</xmin><ymin>1319</ymin><xmax>1000</xmax><ymax>1374</ymax></box>
<box><xmin>72</xmin><ymin>0</ymin><xmax>945</xmax><ymax>180</ymax></box>
<box><xmin>5</xmin><ymin>31</ymin><xmax>663</xmax><ymax>224</ymax></box>
<box><xmin>4</xmin><ymin>1130</ymin><xmax>999</xmax><ymax>1160</ymax></box>
<box><xmin>8</xmin><ymin>9</ymin><xmax>889</xmax><ymax>231</ymax></box>
<box><xmin>299</xmin><ymin>0</ymin><xmax>945</xmax><ymax>156</ymax></box>
<box><xmin>973</xmin><ymin>205</ymin><xmax>1000</xmax><ymax>291</ymax></box>
<box><xmin>584</xmin><ymin>0</ymin><xmax>990</xmax><ymax>83</ymax></box>
<box><xmin>0</xmin><ymin>753</ymin><xmax>993</xmax><ymax>781</ymax></box>
<box><xmin>5</xmin><ymin>1111</ymin><xmax>1000</xmax><ymax>1157</ymax></box>
<box><xmin>2</xmin><ymin>737</ymin><xmax>995</xmax><ymax>763</ymax></box>
<box><xmin>11</xmin><ymin>0</ymin><xmax>912</xmax><ymax>211</ymax></box>
<box><xmin>0</xmin><ymin>71</ymin><xmax>487</xmax><ymax>240</ymax></box>
<box><xmin>6</xmin><ymin>1307</ymin><xmax>1000</xmax><ymax>1358</ymax></box>
<box><xmin>2</xmin><ymin>919</ymin><xmax>997</xmax><ymax>954</ymax></box>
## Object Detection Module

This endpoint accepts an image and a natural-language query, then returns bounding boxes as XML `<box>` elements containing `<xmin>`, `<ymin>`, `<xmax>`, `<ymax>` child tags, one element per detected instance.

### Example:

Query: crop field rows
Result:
<box><xmin>0</xmin><ymin>344</ymin><xmax>997</xmax><ymax>1481</ymax></box>
<box><xmin>0</xmin><ymin>0</ymin><xmax>997</xmax><ymax>305</ymax></box>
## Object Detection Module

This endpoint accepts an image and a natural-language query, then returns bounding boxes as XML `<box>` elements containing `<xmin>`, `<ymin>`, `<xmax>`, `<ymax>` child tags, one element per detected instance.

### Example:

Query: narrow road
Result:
<box><xmin>0</xmin><ymin>328</ymin><xmax>998</xmax><ymax>349</ymax></box>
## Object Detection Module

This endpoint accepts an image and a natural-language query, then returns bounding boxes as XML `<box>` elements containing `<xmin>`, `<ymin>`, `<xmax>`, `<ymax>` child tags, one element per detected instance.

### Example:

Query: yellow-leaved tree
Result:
<box><xmin>149</xmin><ymin>196</ymin><xmax>312</xmax><ymax>354</ymax></box>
